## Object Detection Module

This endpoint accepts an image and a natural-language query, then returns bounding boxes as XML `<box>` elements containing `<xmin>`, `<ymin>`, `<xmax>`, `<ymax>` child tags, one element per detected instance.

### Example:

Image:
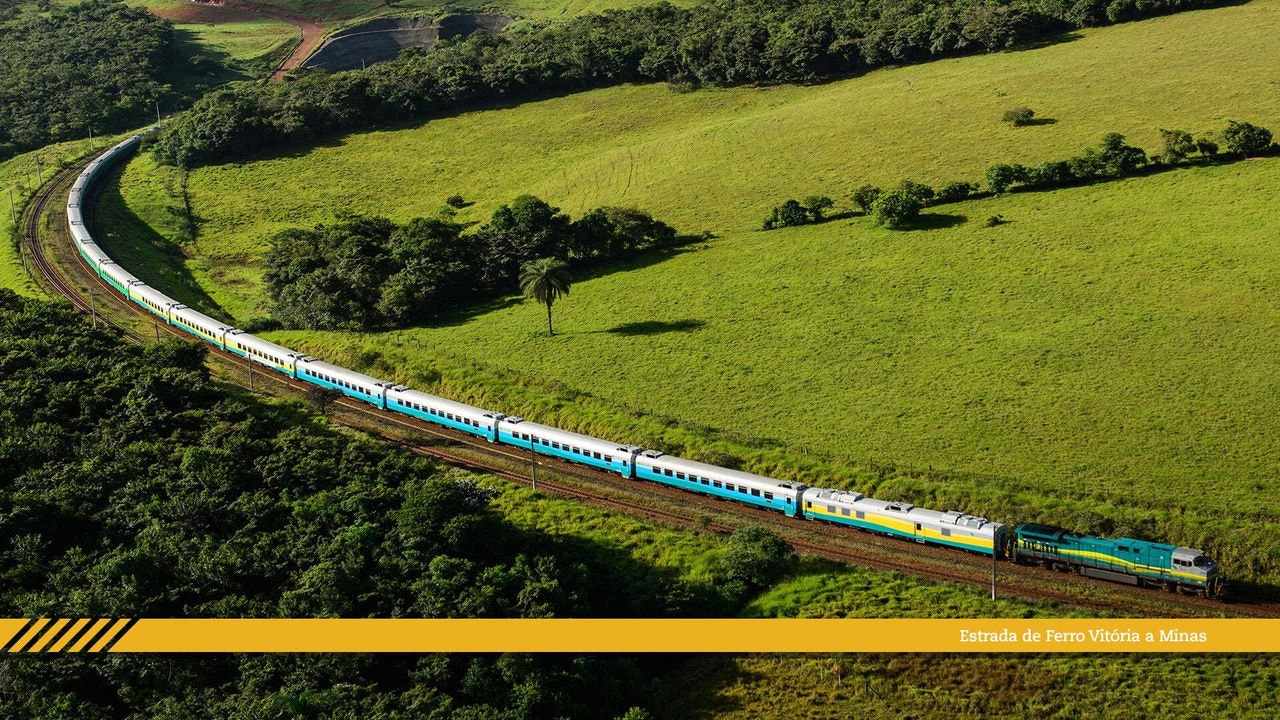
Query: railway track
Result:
<box><xmin>21</xmin><ymin>155</ymin><xmax>1280</xmax><ymax>620</ymax></box>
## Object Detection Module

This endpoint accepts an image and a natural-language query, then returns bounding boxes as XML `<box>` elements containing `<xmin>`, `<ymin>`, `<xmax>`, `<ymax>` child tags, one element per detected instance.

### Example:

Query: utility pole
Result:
<box><xmin>8</xmin><ymin>188</ymin><xmax>16</xmax><ymax>229</ymax></box>
<box><xmin>156</xmin><ymin>99</ymin><xmax>161</xmax><ymax>124</ymax></box>
<box><xmin>530</xmin><ymin>441</ymin><xmax>538</xmax><ymax>492</ymax></box>
<box><xmin>991</xmin><ymin>546</ymin><xmax>998</xmax><ymax>601</ymax></box>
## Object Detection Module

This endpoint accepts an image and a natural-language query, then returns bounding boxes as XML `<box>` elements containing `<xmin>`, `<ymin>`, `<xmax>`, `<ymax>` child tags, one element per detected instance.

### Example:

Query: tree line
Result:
<box><xmin>151</xmin><ymin>0</ymin><xmax>1227</xmax><ymax>168</ymax></box>
<box><xmin>762</xmin><ymin>120</ymin><xmax>1275</xmax><ymax>230</ymax></box>
<box><xmin>0</xmin><ymin>289</ymin><xmax>799</xmax><ymax>718</ymax></box>
<box><xmin>0</xmin><ymin>0</ymin><xmax>176</xmax><ymax>162</ymax></box>
<box><xmin>263</xmin><ymin>197</ymin><xmax>678</xmax><ymax>331</ymax></box>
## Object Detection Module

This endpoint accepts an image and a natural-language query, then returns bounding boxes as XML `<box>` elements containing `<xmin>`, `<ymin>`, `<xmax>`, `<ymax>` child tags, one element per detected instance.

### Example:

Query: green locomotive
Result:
<box><xmin>1011</xmin><ymin>524</ymin><xmax>1225</xmax><ymax>598</ymax></box>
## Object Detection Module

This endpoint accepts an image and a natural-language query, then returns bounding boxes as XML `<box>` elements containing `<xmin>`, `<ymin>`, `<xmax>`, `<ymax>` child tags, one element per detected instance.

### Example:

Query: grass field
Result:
<box><xmin>105</xmin><ymin>1</ymin><xmax>1280</xmax><ymax>579</ymax></box>
<box><xmin>1</xmin><ymin>137</ymin><xmax>114</xmax><ymax>299</ymax></box>
<box><xmin>663</xmin><ymin>653</ymin><xmax>1280</xmax><ymax>719</ymax></box>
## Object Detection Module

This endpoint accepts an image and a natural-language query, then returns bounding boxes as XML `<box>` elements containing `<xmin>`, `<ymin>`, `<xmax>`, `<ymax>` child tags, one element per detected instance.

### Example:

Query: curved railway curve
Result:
<box><xmin>21</xmin><ymin>139</ymin><xmax>1280</xmax><ymax>620</ymax></box>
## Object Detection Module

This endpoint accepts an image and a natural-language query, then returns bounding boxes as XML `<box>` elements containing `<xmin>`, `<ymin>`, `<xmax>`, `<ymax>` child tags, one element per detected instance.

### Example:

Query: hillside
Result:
<box><xmin>108</xmin><ymin>0</ymin><xmax>1280</xmax><ymax>581</ymax></box>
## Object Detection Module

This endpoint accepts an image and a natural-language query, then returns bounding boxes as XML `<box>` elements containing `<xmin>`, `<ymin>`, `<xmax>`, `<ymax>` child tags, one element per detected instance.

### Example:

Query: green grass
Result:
<box><xmin>662</xmin><ymin>653</ymin><xmax>1280</xmax><ymax>719</ymax></box>
<box><xmin>1</xmin><ymin>137</ymin><xmax>113</xmax><ymax>298</ymax></box>
<box><xmin>109</xmin><ymin>1</ymin><xmax>1280</xmax><ymax>581</ymax></box>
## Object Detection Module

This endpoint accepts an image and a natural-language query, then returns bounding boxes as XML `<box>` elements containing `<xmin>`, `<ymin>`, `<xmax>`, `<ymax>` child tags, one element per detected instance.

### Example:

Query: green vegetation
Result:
<box><xmin>0</xmin><ymin>289</ymin><xmax>711</xmax><ymax>717</ymax></box>
<box><xmin>261</xmin><ymin>198</ymin><xmax>674</xmax><ymax>331</ymax></box>
<box><xmin>151</xmin><ymin>0</ymin><xmax>1228</xmax><ymax>167</ymax></box>
<box><xmin>0</xmin><ymin>1</ymin><xmax>174</xmax><ymax>161</ymax></box>
<box><xmin>663</xmin><ymin>654</ymin><xmax>1280</xmax><ymax>719</ymax></box>
<box><xmin>109</xmin><ymin>1</ymin><xmax>1280</xmax><ymax>584</ymax></box>
<box><xmin>520</xmin><ymin>256</ymin><xmax>573</xmax><ymax>336</ymax></box>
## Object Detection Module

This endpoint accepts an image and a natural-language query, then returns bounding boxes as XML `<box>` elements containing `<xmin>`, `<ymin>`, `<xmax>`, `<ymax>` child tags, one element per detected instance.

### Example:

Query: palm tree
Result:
<box><xmin>519</xmin><ymin>257</ymin><xmax>572</xmax><ymax>336</ymax></box>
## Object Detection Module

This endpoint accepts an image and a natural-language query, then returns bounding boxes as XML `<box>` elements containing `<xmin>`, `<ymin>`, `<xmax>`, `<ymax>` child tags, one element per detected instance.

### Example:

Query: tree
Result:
<box><xmin>1221</xmin><ymin>120</ymin><xmax>1273</xmax><ymax>158</ymax></box>
<box><xmin>777</xmin><ymin>199</ymin><xmax>809</xmax><ymax>227</ymax></box>
<box><xmin>897</xmin><ymin>180</ymin><xmax>935</xmax><ymax>205</ymax></box>
<box><xmin>985</xmin><ymin>163</ymin><xmax>1018</xmax><ymax>194</ymax></box>
<box><xmin>1002</xmin><ymin>106</ymin><xmax>1034</xmax><ymax>126</ymax></box>
<box><xmin>852</xmin><ymin>184</ymin><xmax>882</xmax><ymax>214</ymax></box>
<box><xmin>1097</xmin><ymin>132</ymin><xmax>1146</xmax><ymax>176</ymax></box>
<box><xmin>719</xmin><ymin>526</ymin><xmax>794</xmax><ymax>596</ymax></box>
<box><xmin>519</xmin><ymin>257</ymin><xmax>572</xmax><ymax>336</ymax></box>
<box><xmin>1157</xmin><ymin>129</ymin><xmax>1194</xmax><ymax>164</ymax></box>
<box><xmin>802</xmin><ymin>195</ymin><xmax>834</xmax><ymax>222</ymax></box>
<box><xmin>1195</xmin><ymin>136</ymin><xmax>1218</xmax><ymax>159</ymax></box>
<box><xmin>871</xmin><ymin>189</ymin><xmax>922</xmax><ymax>229</ymax></box>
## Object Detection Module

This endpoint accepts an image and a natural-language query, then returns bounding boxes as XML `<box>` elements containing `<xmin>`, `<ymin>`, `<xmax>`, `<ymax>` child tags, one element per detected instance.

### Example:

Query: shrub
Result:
<box><xmin>1195</xmin><ymin>136</ymin><xmax>1218</xmax><ymax>158</ymax></box>
<box><xmin>1221</xmin><ymin>120</ymin><xmax>1273</xmax><ymax>157</ymax></box>
<box><xmin>871</xmin><ymin>190</ymin><xmax>922</xmax><ymax>229</ymax></box>
<box><xmin>985</xmin><ymin>164</ymin><xmax>1019</xmax><ymax>194</ymax></box>
<box><xmin>445</xmin><ymin>194</ymin><xmax>467</xmax><ymax>208</ymax></box>
<box><xmin>803</xmin><ymin>195</ymin><xmax>834</xmax><ymax>222</ymax></box>
<box><xmin>897</xmin><ymin>180</ymin><xmax>936</xmax><ymax>205</ymax></box>
<box><xmin>1158</xmin><ymin>129</ymin><xmax>1195</xmax><ymax>164</ymax></box>
<box><xmin>1002</xmin><ymin>106</ymin><xmax>1035</xmax><ymax>126</ymax></box>
<box><xmin>852</xmin><ymin>185</ymin><xmax>882</xmax><ymax>214</ymax></box>
<box><xmin>935</xmin><ymin>181</ymin><xmax>977</xmax><ymax>204</ymax></box>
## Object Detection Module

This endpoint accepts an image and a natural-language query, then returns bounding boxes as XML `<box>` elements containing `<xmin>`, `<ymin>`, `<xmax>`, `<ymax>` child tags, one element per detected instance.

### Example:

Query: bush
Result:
<box><xmin>984</xmin><ymin>164</ymin><xmax>1018</xmax><ymax>194</ymax></box>
<box><xmin>871</xmin><ymin>190</ymin><xmax>922</xmax><ymax>229</ymax></box>
<box><xmin>935</xmin><ymin>181</ymin><xmax>977</xmax><ymax>204</ymax></box>
<box><xmin>1002</xmin><ymin>106</ymin><xmax>1035</xmax><ymax>126</ymax></box>
<box><xmin>852</xmin><ymin>185</ymin><xmax>882</xmax><ymax>214</ymax></box>
<box><xmin>897</xmin><ymin>180</ymin><xmax>936</xmax><ymax>205</ymax></box>
<box><xmin>1221</xmin><ymin>120</ymin><xmax>1273</xmax><ymax>157</ymax></box>
<box><xmin>445</xmin><ymin>194</ymin><xmax>467</xmax><ymax>208</ymax></box>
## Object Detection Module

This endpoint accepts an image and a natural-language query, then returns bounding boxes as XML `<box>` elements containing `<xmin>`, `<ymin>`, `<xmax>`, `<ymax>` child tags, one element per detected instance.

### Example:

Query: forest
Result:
<box><xmin>0</xmin><ymin>1</ymin><xmax>176</xmax><ymax>161</ymax></box>
<box><xmin>263</xmin><ymin>199</ymin><xmax>678</xmax><ymax>331</ymax></box>
<box><xmin>0</xmin><ymin>290</ymin><xmax>792</xmax><ymax>717</ymax></box>
<box><xmin>151</xmin><ymin>0</ymin><xmax>1224</xmax><ymax>167</ymax></box>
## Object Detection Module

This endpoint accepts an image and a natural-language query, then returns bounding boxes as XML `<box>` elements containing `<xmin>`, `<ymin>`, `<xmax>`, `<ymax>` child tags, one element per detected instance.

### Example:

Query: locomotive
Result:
<box><xmin>64</xmin><ymin>134</ymin><xmax>1225</xmax><ymax>599</ymax></box>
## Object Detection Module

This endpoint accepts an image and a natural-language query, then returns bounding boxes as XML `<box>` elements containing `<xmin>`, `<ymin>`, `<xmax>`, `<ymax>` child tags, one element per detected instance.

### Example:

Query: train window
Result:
<box><xmin>738</xmin><ymin>487</ymin><xmax>747</xmax><ymax>494</ymax></box>
<box><xmin>572</xmin><ymin>446</ymin><xmax>580</xmax><ymax>454</ymax></box>
<box><xmin>827</xmin><ymin>505</ymin><xmax>836</xmax><ymax>513</ymax></box>
<box><xmin>713</xmin><ymin>481</ymin><xmax>722</xmax><ymax>488</ymax></box>
<box><xmin>702</xmin><ymin>479</ymin><xmax>710</xmax><ymax>486</ymax></box>
<box><xmin>751</xmin><ymin>489</ymin><xmax>760</xmax><ymax>497</ymax></box>
<box><xmin>593</xmin><ymin>451</ymin><xmax>601</xmax><ymax>459</ymax></box>
<box><xmin>604</xmin><ymin>455</ymin><xmax>612</xmax><ymax>463</ymax></box>
<box><xmin>804</xmin><ymin>501</ymin><xmax>811</xmax><ymax>508</ymax></box>
<box><xmin>676</xmin><ymin>472</ymin><xmax>685</xmax><ymax>480</ymax></box>
<box><xmin>856</xmin><ymin>511</ymin><xmax>864</xmax><ymax>520</ymax></box>
<box><xmin>663</xmin><ymin>468</ymin><xmax>672</xmax><ymax>477</ymax></box>
<box><xmin>1118</xmin><ymin>546</ymin><xmax>1129</xmax><ymax>552</ymax></box>
<box><xmin>726</xmin><ymin>484</ymin><xmax>735</xmax><ymax>492</ymax></box>
<box><xmin>786</xmin><ymin>498</ymin><xmax>792</xmax><ymax>504</ymax></box>
<box><xmin>764</xmin><ymin>492</ymin><xmax>773</xmax><ymax>500</ymax></box>
<box><xmin>942</xmin><ymin>529</ymin><xmax>951</xmax><ymax>537</ymax></box>
<box><xmin>841</xmin><ymin>508</ymin><xmax>850</xmax><ymax>516</ymax></box>
<box><xmin>552</xmin><ymin>441</ymin><xmax>560</xmax><ymax>449</ymax></box>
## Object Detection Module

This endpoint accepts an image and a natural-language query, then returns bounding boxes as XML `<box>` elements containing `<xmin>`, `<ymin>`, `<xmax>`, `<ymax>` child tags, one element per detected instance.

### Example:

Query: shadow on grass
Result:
<box><xmin>907</xmin><ymin>213</ymin><xmax>967</xmax><ymax>230</ymax></box>
<box><xmin>90</xmin><ymin>166</ymin><xmax>232</xmax><ymax>323</ymax></box>
<box><xmin>607</xmin><ymin>319</ymin><xmax>706</xmax><ymax>336</ymax></box>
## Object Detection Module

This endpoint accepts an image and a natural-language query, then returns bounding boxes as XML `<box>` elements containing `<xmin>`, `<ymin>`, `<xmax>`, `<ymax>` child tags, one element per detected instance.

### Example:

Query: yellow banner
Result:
<box><xmin>4</xmin><ymin>618</ymin><xmax>1278</xmax><ymax>653</ymax></box>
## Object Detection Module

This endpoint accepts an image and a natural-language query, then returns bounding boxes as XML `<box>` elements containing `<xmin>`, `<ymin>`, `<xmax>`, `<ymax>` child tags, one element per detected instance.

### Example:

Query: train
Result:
<box><xmin>64</xmin><ymin>133</ymin><xmax>1226</xmax><ymax>599</ymax></box>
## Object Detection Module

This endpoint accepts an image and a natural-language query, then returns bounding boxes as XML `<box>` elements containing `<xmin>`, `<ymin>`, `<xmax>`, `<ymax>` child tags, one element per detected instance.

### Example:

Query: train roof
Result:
<box><xmin>503</xmin><ymin>417</ymin><xmax>637</xmax><ymax>454</ymax></box>
<box><xmin>390</xmin><ymin>386</ymin><xmax>497</xmax><ymax>420</ymax></box>
<box><xmin>638</xmin><ymin>451</ymin><xmax>806</xmax><ymax>492</ymax></box>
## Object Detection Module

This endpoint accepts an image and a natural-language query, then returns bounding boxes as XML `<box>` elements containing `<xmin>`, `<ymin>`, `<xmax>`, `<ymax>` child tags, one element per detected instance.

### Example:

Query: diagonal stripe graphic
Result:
<box><xmin>33</xmin><ymin>618</ymin><xmax>75</xmax><ymax>653</ymax></box>
<box><xmin>87</xmin><ymin>619</ymin><xmax>131</xmax><ymax>653</ymax></box>
<box><xmin>1</xmin><ymin>618</ymin><xmax>41</xmax><ymax>653</ymax></box>
<box><xmin>48</xmin><ymin>618</ymin><xmax>93</xmax><ymax>653</ymax></box>
<box><xmin>69</xmin><ymin>618</ymin><xmax>113</xmax><ymax>653</ymax></box>
<box><xmin>6</xmin><ymin>619</ymin><xmax>50</xmax><ymax>654</ymax></box>
<box><xmin>64</xmin><ymin>618</ymin><xmax>109</xmax><ymax>653</ymax></box>
<box><xmin>95</xmin><ymin>618</ymin><xmax>138</xmax><ymax>653</ymax></box>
